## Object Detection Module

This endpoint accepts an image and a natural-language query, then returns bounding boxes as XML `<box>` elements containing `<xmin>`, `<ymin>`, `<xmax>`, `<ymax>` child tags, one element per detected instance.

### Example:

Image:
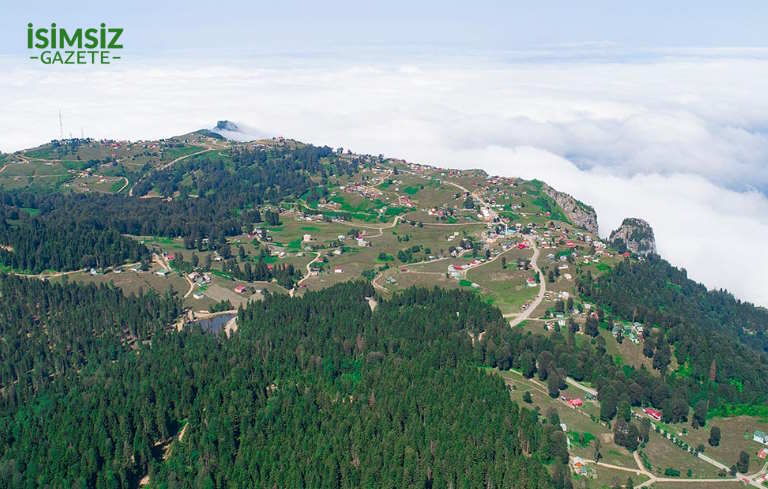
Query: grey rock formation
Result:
<box><xmin>542</xmin><ymin>185</ymin><xmax>599</xmax><ymax>234</ymax></box>
<box><xmin>215</xmin><ymin>120</ymin><xmax>239</xmax><ymax>131</ymax></box>
<box><xmin>609</xmin><ymin>218</ymin><xmax>656</xmax><ymax>256</ymax></box>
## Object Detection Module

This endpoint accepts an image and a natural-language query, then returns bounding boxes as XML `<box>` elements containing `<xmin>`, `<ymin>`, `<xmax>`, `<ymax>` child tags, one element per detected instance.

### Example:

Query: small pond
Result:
<box><xmin>190</xmin><ymin>313</ymin><xmax>236</xmax><ymax>334</ymax></box>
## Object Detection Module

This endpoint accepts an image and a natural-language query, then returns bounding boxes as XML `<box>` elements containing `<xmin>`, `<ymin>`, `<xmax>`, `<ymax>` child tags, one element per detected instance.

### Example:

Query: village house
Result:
<box><xmin>754</xmin><ymin>431</ymin><xmax>768</xmax><ymax>445</ymax></box>
<box><xmin>571</xmin><ymin>457</ymin><xmax>588</xmax><ymax>476</ymax></box>
<box><xmin>644</xmin><ymin>408</ymin><xmax>662</xmax><ymax>421</ymax></box>
<box><xmin>564</xmin><ymin>397</ymin><xmax>583</xmax><ymax>408</ymax></box>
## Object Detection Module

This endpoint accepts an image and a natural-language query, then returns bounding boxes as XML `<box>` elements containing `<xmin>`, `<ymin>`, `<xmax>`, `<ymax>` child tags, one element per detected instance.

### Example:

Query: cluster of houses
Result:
<box><xmin>611</xmin><ymin>322</ymin><xmax>645</xmax><ymax>344</ymax></box>
<box><xmin>340</xmin><ymin>182</ymin><xmax>382</xmax><ymax>201</ymax></box>
<box><xmin>187</xmin><ymin>271</ymin><xmax>212</xmax><ymax>286</ymax></box>
<box><xmin>755</xmin><ymin>430</ymin><xmax>768</xmax><ymax>460</ymax></box>
<box><xmin>449</xmin><ymin>245</ymin><xmax>467</xmax><ymax>257</ymax></box>
<box><xmin>427</xmin><ymin>207</ymin><xmax>458</xmax><ymax>219</ymax></box>
<box><xmin>397</xmin><ymin>195</ymin><xmax>416</xmax><ymax>208</ymax></box>
<box><xmin>188</xmin><ymin>271</ymin><xmax>213</xmax><ymax>299</ymax></box>
<box><xmin>477</xmin><ymin>206</ymin><xmax>492</xmax><ymax>220</ymax></box>
<box><xmin>447</xmin><ymin>258</ymin><xmax>487</xmax><ymax>279</ymax></box>
<box><xmin>571</xmin><ymin>456</ymin><xmax>590</xmax><ymax>477</ymax></box>
<box><xmin>447</xmin><ymin>264</ymin><xmax>463</xmax><ymax>279</ymax></box>
<box><xmin>251</xmin><ymin>228</ymin><xmax>272</xmax><ymax>242</ymax></box>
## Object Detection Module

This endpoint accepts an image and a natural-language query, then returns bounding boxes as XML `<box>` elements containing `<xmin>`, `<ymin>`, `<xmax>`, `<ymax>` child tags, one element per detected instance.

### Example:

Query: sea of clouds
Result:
<box><xmin>1</xmin><ymin>49</ymin><xmax>767</xmax><ymax>305</ymax></box>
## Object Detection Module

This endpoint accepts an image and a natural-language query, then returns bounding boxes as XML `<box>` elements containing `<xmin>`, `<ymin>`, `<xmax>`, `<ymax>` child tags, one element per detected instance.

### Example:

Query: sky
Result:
<box><xmin>2</xmin><ymin>1</ymin><xmax>768</xmax><ymax>305</ymax></box>
<box><xmin>3</xmin><ymin>1</ymin><xmax>768</xmax><ymax>54</ymax></box>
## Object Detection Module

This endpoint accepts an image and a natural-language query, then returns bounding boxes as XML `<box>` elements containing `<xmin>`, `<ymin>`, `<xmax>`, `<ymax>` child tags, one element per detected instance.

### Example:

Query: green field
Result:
<box><xmin>663</xmin><ymin>415</ymin><xmax>768</xmax><ymax>474</ymax></box>
<box><xmin>160</xmin><ymin>145</ymin><xmax>205</xmax><ymax>161</ymax></box>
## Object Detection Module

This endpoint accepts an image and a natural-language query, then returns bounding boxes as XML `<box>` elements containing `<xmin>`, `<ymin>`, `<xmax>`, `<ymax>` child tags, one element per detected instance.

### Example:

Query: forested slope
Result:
<box><xmin>0</xmin><ymin>274</ymin><xmax>181</xmax><ymax>412</ymax></box>
<box><xmin>0</xmin><ymin>142</ymin><xmax>358</xmax><ymax>272</ymax></box>
<box><xmin>581</xmin><ymin>255</ymin><xmax>768</xmax><ymax>353</ymax></box>
<box><xmin>0</xmin><ymin>282</ymin><xmax>565</xmax><ymax>488</ymax></box>
<box><xmin>579</xmin><ymin>255</ymin><xmax>768</xmax><ymax>413</ymax></box>
<box><xmin>0</xmin><ymin>204</ymin><xmax>148</xmax><ymax>273</ymax></box>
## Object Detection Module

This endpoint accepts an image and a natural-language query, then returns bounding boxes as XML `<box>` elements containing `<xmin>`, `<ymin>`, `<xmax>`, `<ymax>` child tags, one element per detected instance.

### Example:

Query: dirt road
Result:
<box><xmin>291</xmin><ymin>252</ymin><xmax>322</xmax><ymax>296</ymax></box>
<box><xmin>509</xmin><ymin>238</ymin><xmax>545</xmax><ymax>327</ymax></box>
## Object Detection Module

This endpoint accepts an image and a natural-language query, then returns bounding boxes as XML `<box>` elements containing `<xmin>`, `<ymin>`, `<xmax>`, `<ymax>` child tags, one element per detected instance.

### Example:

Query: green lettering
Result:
<box><xmin>108</xmin><ymin>28</ymin><xmax>123</xmax><ymax>49</ymax></box>
<box><xmin>35</xmin><ymin>28</ymin><xmax>49</xmax><ymax>49</ymax></box>
<box><xmin>84</xmin><ymin>28</ymin><xmax>98</xmax><ymax>49</ymax></box>
<box><xmin>59</xmin><ymin>28</ymin><xmax>83</xmax><ymax>49</ymax></box>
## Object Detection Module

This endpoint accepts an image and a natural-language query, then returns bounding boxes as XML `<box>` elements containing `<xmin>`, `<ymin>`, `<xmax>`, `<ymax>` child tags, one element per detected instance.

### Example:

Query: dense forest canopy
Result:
<box><xmin>0</xmin><ymin>274</ymin><xmax>181</xmax><ymax>412</ymax></box>
<box><xmin>0</xmin><ymin>203</ymin><xmax>148</xmax><ymax>273</ymax></box>
<box><xmin>0</xmin><ymin>282</ymin><xmax>566</xmax><ymax>488</ymax></box>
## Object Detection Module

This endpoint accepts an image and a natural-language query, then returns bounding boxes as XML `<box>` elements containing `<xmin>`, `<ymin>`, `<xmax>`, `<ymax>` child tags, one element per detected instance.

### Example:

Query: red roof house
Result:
<box><xmin>567</xmin><ymin>398</ymin><xmax>583</xmax><ymax>408</ymax></box>
<box><xmin>234</xmin><ymin>284</ymin><xmax>247</xmax><ymax>294</ymax></box>
<box><xmin>644</xmin><ymin>408</ymin><xmax>662</xmax><ymax>421</ymax></box>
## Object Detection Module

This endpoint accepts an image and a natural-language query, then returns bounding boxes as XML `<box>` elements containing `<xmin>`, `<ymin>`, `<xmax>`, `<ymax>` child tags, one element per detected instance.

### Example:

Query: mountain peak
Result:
<box><xmin>215</xmin><ymin>120</ymin><xmax>239</xmax><ymax>131</ymax></box>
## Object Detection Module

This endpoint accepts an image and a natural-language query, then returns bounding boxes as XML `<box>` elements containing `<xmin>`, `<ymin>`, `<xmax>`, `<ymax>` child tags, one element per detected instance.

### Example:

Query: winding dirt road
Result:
<box><xmin>508</xmin><ymin>238</ymin><xmax>545</xmax><ymax>327</ymax></box>
<box><xmin>291</xmin><ymin>252</ymin><xmax>322</xmax><ymax>296</ymax></box>
<box><xmin>114</xmin><ymin>176</ymin><xmax>129</xmax><ymax>194</ymax></box>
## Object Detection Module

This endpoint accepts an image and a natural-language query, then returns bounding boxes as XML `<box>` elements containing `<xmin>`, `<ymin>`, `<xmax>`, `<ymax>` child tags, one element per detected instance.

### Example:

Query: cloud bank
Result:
<box><xmin>1</xmin><ymin>50</ymin><xmax>767</xmax><ymax>304</ymax></box>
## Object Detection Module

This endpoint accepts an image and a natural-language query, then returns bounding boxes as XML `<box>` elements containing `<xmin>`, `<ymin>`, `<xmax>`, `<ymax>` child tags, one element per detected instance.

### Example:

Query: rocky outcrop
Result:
<box><xmin>609</xmin><ymin>218</ymin><xmax>656</xmax><ymax>256</ymax></box>
<box><xmin>542</xmin><ymin>185</ymin><xmax>599</xmax><ymax>234</ymax></box>
<box><xmin>215</xmin><ymin>120</ymin><xmax>239</xmax><ymax>131</ymax></box>
<box><xmin>211</xmin><ymin>120</ymin><xmax>270</xmax><ymax>142</ymax></box>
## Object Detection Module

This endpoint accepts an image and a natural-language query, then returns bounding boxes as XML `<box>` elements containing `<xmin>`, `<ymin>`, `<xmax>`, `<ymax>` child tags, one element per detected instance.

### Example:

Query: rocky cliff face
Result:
<box><xmin>609</xmin><ymin>218</ymin><xmax>656</xmax><ymax>256</ymax></box>
<box><xmin>542</xmin><ymin>185</ymin><xmax>599</xmax><ymax>234</ymax></box>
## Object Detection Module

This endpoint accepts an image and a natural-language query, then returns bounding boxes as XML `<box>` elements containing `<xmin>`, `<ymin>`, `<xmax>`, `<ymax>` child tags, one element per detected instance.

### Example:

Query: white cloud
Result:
<box><xmin>1</xmin><ymin>51</ymin><xmax>767</xmax><ymax>304</ymax></box>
